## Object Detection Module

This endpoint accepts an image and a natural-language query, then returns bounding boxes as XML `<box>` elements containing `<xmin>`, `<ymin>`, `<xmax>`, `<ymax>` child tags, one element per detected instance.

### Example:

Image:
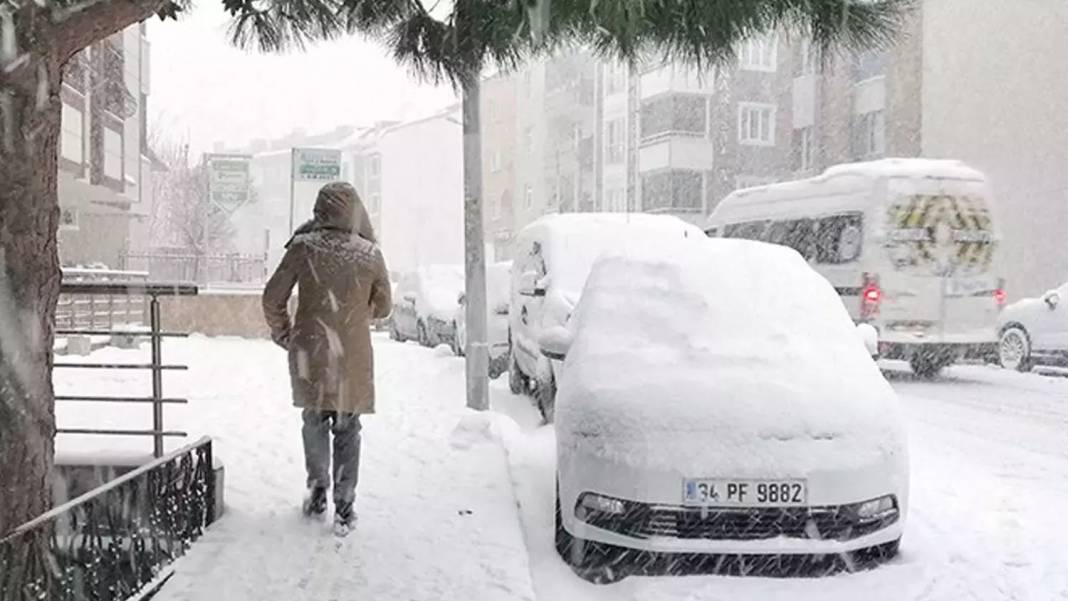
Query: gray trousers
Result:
<box><xmin>301</xmin><ymin>409</ymin><xmax>362</xmax><ymax>506</ymax></box>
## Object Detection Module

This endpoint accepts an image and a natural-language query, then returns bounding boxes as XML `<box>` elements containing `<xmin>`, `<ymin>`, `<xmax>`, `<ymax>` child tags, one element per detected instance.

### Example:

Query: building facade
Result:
<box><xmin>58</xmin><ymin>24</ymin><xmax>155</xmax><ymax>270</ymax></box>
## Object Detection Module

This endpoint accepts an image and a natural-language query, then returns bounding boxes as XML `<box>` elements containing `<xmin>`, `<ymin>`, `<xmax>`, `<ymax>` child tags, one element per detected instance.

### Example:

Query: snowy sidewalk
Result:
<box><xmin>55</xmin><ymin>336</ymin><xmax>536</xmax><ymax>601</ymax></box>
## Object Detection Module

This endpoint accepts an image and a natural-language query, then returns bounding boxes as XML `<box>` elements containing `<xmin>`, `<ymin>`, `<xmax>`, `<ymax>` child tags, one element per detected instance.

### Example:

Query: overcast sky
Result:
<box><xmin>148</xmin><ymin>2</ymin><xmax>457</xmax><ymax>155</ymax></box>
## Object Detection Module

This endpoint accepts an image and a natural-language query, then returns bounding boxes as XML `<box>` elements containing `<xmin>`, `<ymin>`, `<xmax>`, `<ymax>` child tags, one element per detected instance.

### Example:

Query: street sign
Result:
<box><xmin>206</xmin><ymin>153</ymin><xmax>252</xmax><ymax>213</ymax></box>
<box><xmin>292</xmin><ymin>148</ymin><xmax>342</xmax><ymax>182</ymax></box>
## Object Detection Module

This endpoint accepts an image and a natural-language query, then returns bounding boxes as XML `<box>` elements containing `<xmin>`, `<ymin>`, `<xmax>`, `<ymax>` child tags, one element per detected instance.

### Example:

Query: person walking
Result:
<box><xmin>262</xmin><ymin>182</ymin><xmax>391</xmax><ymax>535</ymax></box>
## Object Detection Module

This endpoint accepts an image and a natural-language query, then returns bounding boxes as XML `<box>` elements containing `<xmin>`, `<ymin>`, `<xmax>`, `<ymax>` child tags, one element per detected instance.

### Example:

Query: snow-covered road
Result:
<box><xmin>54</xmin><ymin>337</ymin><xmax>1068</xmax><ymax>600</ymax></box>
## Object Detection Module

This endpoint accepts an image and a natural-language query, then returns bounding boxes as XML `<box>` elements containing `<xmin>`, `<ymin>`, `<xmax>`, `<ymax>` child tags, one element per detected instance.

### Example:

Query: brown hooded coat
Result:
<box><xmin>262</xmin><ymin>182</ymin><xmax>391</xmax><ymax>414</ymax></box>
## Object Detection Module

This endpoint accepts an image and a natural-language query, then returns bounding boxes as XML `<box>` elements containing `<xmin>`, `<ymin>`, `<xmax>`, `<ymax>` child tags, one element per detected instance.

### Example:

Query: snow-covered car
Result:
<box><xmin>546</xmin><ymin>238</ymin><xmax>909</xmax><ymax>581</ymax></box>
<box><xmin>509</xmin><ymin>213</ymin><xmax>704</xmax><ymax>420</ymax></box>
<box><xmin>454</xmin><ymin>261</ymin><xmax>512</xmax><ymax>378</ymax></box>
<box><xmin>390</xmin><ymin>265</ymin><xmax>464</xmax><ymax>347</ymax></box>
<box><xmin>997</xmin><ymin>281</ymin><xmax>1068</xmax><ymax>371</ymax></box>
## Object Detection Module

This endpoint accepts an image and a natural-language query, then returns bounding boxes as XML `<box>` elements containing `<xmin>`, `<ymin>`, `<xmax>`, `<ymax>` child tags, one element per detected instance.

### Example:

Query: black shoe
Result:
<box><xmin>334</xmin><ymin>501</ymin><xmax>357</xmax><ymax>536</ymax></box>
<box><xmin>302</xmin><ymin>487</ymin><xmax>328</xmax><ymax>517</ymax></box>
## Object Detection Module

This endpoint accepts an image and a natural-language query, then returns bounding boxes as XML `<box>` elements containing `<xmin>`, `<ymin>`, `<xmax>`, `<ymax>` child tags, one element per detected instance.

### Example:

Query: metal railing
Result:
<box><xmin>58</xmin><ymin>269</ymin><xmax>150</xmax><ymax>331</ymax></box>
<box><xmin>55</xmin><ymin>281</ymin><xmax>199</xmax><ymax>458</ymax></box>
<box><xmin>120</xmin><ymin>252</ymin><xmax>267</xmax><ymax>285</ymax></box>
<box><xmin>0</xmin><ymin>437</ymin><xmax>216</xmax><ymax>601</ymax></box>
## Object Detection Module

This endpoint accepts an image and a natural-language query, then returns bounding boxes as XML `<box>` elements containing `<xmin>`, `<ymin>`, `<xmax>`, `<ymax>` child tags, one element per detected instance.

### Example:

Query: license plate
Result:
<box><xmin>682</xmin><ymin>479</ymin><xmax>808</xmax><ymax>507</ymax></box>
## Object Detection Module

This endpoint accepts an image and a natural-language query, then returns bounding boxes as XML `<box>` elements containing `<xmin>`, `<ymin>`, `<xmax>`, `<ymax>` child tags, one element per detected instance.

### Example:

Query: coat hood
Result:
<box><xmin>288</xmin><ymin>182</ymin><xmax>376</xmax><ymax>247</ymax></box>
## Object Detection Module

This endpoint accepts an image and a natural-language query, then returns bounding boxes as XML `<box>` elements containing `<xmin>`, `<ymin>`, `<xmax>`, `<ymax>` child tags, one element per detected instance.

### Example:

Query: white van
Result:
<box><xmin>510</xmin><ymin>213</ymin><xmax>705</xmax><ymax>419</ymax></box>
<box><xmin>706</xmin><ymin>158</ymin><xmax>1004</xmax><ymax>377</ymax></box>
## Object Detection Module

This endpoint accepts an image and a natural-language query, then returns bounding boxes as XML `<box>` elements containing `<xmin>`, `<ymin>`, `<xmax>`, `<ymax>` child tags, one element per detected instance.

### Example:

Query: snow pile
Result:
<box><xmin>556</xmin><ymin>238</ymin><xmax>907</xmax><ymax>476</ymax></box>
<box><xmin>450</xmin><ymin>412</ymin><xmax>501</xmax><ymax>450</ymax></box>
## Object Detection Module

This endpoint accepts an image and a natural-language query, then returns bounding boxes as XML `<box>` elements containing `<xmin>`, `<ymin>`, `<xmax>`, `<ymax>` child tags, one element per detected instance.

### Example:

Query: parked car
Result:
<box><xmin>997</xmin><ymin>282</ymin><xmax>1068</xmax><ymax>371</ymax></box>
<box><xmin>390</xmin><ymin>265</ymin><xmax>464</xmax><ymax>347</ymax></box>
<box><xmin>454</xmin><ymin>261</ymin><xmax>512</xmax><ymax>378</ymax></box>
<box><xmin>545</xmin><ymin>238</ymin><xmax>908</xmax><ymax>583</ymax></box>
<box><xmin>708</xmin><ymin>158</ymin><xmax>1005</xmax><ymax>378</ymax></box>
<box><xmin>509</xmin><ymin>213</ymin><xmax>704</xmax><ymax>420</ymax></box>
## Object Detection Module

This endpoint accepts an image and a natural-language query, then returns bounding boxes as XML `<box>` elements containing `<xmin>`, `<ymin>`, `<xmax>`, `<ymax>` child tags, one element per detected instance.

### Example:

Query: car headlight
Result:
<box><xmin>853</xmin><ymin>495</ymin><xmax>898</xmax><ymax>522</ymax></box>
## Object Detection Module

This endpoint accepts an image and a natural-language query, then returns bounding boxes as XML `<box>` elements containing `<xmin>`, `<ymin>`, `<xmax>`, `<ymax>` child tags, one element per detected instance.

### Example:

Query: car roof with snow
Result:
<box><xmin>518</xmin><ymin>213</ymin><xmax>704</xmax><ymax>293</ymax></box>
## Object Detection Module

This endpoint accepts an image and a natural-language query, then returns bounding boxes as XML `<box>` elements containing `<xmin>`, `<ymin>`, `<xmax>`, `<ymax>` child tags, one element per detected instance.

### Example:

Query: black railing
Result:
<box><xmin>55</xmin><ymin>281</ymin><xmax>199</xmax><ymax>458</ymax></box>
<box><xmin>0</xmin><ymin>438</ymin><xmax>216</xmax><ymax>601</ymax></box>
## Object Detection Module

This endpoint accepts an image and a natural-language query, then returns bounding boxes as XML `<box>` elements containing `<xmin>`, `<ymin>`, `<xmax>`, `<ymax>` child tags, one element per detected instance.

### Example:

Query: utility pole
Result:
<box><xmin>462</xmin><ymin>80</ymin><xmax>489</xmax><ymax>411</ymax></box>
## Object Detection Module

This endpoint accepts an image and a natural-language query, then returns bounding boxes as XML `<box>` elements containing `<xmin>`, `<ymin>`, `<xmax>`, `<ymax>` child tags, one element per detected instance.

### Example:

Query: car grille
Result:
<box><xmin>583</xmin><ymin>504</ymin><xmax>895</xmax><ymax>542</ymax></box>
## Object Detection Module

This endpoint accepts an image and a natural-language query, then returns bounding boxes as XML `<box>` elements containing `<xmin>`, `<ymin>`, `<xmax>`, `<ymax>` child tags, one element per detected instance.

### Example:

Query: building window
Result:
<box><xmin>740</xmin><ymin>35</ymin><xmax>778</xmax><ymax>72</ymax></box>
<box><xmin>59</xmin><ymin>207</ymin><xmax>79</xmax><ymax>231</ymax></box>
<box><xmin>735</xmin><ymin>175</ymin><xmax>777</xmax><ymax>190</ymax></box>
<box><xmin>491</xmin><ymin>149</ymin><xmax>502</xmax><ymax>172</ymax></box>
<box><xmin>854</xmin><ymin>50</ymin><xmax>887</xmax><ymax>82</ymax></box>
<box><xmin>640</xmin><ymin>94</ymin><xmax>707</xmax><ymax>141</ymax></box>
<box><xmin>738</xmin><ymin>103</ymin><xmax>776</xmax><ymax>146</ymax></box>
<box><xmin>793</xmin><ymin>126</ymin><xmax>815</xmax><ymax>171</ymax></box>
<box><xmin>525</xmin><ymin>184</ymin><xmax>533</xmax><ymax>208</ymax></box>
<box><xmin>605</xmin><ymin>118</ymin><xmax>625</xmax><ymax>164</ymax></box>
<box><xmin>853</xmin><ymin>110</ymin><xmax>886</xmax><ymax>158</ymax></box>
<box><xmin>605</xmin><ymin>62</ymin><xmax>627</xmax><ymax>95</ymax></box>
<box><xmin>797</xmin><ymin>38</ymin><xmax>818</xmax><ymax>76</ymax></box>
<box><xmin>103</xmin><ymin>127</ymin><xmax>123</xmax><ymax>180</ymax></box>
<box><xmin>641</xmin><ymin>169</ymin><xmax>703</xmax><ymax>211</ymax></box>
<box><xmin>60</xmin><ymin>103</ymin><xmax>83</xmax><ymax>164</ymax></box>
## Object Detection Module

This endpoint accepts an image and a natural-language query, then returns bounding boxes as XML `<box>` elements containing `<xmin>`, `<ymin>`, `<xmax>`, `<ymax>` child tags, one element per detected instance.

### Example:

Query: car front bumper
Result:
<box><xmin>558</xmin><ymin>447</ymin><xmax>908</xmax><ymax>555</ymax></box>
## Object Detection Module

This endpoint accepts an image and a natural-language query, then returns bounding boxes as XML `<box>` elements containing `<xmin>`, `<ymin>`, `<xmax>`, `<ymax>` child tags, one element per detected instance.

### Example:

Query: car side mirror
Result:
<box><xmin>1045</xmin><ymin>291</ymin><xmax>1060</xmax><ymax>309</ymax></box>
<box><xmin>494</xmin><ymin>301</ymin><xmax>510</xmax><ymax>315</ymax></box>
<box><xmin>538</xmin><ymin>326</ymin><xmax>573</xmax><ymax>361</ymax></box>
<box><xmin>517</xmin><ymin>271</ymin><xmax>546</xmax><ymax>297</ymax></box>
<box><xmin>403</xmin><ymin>293</ymin><xmax>416</xmax><ymax>304</ymax></box>
<box><xmin>856</xmin><ymin>323</ymin><xmax>879</xmax><ymax>359</ymax></box>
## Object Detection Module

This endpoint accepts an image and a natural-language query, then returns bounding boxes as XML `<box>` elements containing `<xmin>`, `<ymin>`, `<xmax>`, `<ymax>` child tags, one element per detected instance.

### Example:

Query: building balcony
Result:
<box><xmin>640</xmin><ymin>65</ymin><xmax>715</xmax><ymax>100</ymax></box>
<box><xmin>638</xmin><ymin>134</ymin><xmax>714</xmax><ymax>172</ymax></box>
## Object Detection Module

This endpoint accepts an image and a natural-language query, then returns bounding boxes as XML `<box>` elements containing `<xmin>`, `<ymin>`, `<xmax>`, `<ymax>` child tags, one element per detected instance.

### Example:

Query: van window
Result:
<box><xmin>885</xmin><ymin>194</ymin><xmax>995</xmax><ymax>275</ymax></box>
<box><xmin>767</xmin><ymin>218</ymin><xmax>817</xmax><ymax>261</ymax></box>
<box><xmin>815</xmin><ymin>213</ymin><xmax>864</xmax><ymax>264</ymax></box>
<box><xmin>723</xmin><ymin>220</ymin><xmax>769</xmax><ymax>241</ymax></box>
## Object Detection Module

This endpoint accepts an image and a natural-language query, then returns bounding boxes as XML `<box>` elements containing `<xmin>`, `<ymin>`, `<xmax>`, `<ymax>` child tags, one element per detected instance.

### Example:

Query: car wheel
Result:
<box><xmin>999</xmin><ymin>327</ymin><xmax>1033</xmax><ymax>372</ymax></box>
<box><xmin>417</xmin><ymin>321</ymin><xmax>430</xmax><ymax>347</ymax></box>
<box><xmin>389</xmin><ymin>320</ymin><xmax>404</xmax><ymax>342</ymax></box>
<box><xmin>508</xmin><ymin>353</ymin><xmax>529</xmax><ymax>395</ymax></box>
<box><xmin>535</xmin><ymin>376</ymin><xmax>557</xmax><ymax>423</ymax></box>
<box><xmin>555</xmin><ymin>487</ymin><xmax>629</xmax><ymax>584</ymax></box>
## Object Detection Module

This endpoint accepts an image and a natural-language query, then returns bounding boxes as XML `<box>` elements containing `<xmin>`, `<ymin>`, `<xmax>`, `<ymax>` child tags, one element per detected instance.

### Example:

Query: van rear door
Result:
<box><xmin>880</xmin><ymin>179</ymin><xmax>1000</xmax><ymax>345</ymax></box>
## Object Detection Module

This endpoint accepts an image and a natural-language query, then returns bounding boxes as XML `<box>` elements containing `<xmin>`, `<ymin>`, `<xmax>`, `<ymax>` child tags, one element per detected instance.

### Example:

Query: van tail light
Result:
<box><xmin>994</xmin><ymin>279</ymin><xmax>1007</xmax><ymax>309</ymax></box>
<box><xmin>860</xmin><ymin>273</ymin><xmax>881</xmax><ymax>320</ymax></box>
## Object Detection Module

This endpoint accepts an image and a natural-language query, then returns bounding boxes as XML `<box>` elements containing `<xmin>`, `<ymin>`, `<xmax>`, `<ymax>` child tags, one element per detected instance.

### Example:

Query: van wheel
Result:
<box><xmin>556</xmin><ymin>487</ymin><xmax>628</xmax><ymax>584</ymax></box>
<box><xmin>535</xmin><ymin>376</ymin><xmax>557</xmax><ymax>423</ymax></box>
<box><xmin>389</xmin><ymin>320</ymin><xmax>403</xmax><ymax>342</ymax></box>
<box><xmin>999</xmin><ymin>327</ymin><xmax>1033</xmax><ymax>372</ymax></box>
<box><xmin>508</xmin><ymin>355</ymin><xmax>529</xmax><ymax>395</ymax></box>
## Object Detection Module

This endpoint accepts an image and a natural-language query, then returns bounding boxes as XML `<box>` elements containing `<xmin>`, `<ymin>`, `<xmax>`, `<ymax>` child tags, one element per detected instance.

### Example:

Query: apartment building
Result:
<box><xmin>480</xmin><ymin>73</ymin><xmax>519</xmax><ymax>261</ymax></box>
<box><xmin>57</xmin><ymin>24</ymin><xmax>156</xmax><ymax>269</ymax></box>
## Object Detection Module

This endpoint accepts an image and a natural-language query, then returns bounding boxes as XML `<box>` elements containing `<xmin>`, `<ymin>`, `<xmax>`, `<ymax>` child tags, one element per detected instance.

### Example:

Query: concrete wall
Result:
<box><xmin>921</xmin><ymin>0</ymin><xmax>1068</xmax><ymax>297</ymax></box>
<box><xmin>378</xmin><ymin>108</ymin><xmax>464</xmax><ymax>274</ymax></box>
<box><xmin>159</xmin><ymin>292</ymin><xmax>271</xmax><ymax>339</ymax></box>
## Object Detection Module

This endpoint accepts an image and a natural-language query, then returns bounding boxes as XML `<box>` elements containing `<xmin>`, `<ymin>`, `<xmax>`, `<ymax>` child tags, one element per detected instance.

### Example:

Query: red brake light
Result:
<box><xmin>994</xmin><ymin>288</ymin><xmax>1007</xmax><ymax>307</ymax></box>
<box><xmin>863</xmin><ymin>286</ymin><xmax>881</xmax><ymax>304</ymax></box>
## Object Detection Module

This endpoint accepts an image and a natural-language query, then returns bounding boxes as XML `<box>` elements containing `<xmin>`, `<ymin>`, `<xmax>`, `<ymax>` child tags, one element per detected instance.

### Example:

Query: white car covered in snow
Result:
<box><xmin>509</xmin><ymin>213</ymin><xmax>704</xmax><ymax>420</ymax></box>
<box><xmin>545</xmin><ymin>238</ymin><xmax>909</xmax><ymax>580</ymax></box>
<box><xmin>455</xmin><ymin>261</ymin><xmax>512</xmax><ymax>378</ymax></box>
<box><xmin>390</xmin><ymin>265</ymin><xmax>464</xmax><ymax>347</ymax></box>
<box><xmin>997</xmin><ymin>281</ymin><xmax>1068</xmax><ymax>371</ymax></box>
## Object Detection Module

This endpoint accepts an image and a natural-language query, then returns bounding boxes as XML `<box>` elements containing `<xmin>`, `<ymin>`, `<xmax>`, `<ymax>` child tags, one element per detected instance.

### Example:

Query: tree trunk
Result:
<box><xmin>0</xmin><ymin>46</ymin><xmax>63</xmax><ymax>538</ymax></box>
<box><xmin>462</xmin><ymin>81</ymin><xmax>489</xmax><ymax>411</ymax></box>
